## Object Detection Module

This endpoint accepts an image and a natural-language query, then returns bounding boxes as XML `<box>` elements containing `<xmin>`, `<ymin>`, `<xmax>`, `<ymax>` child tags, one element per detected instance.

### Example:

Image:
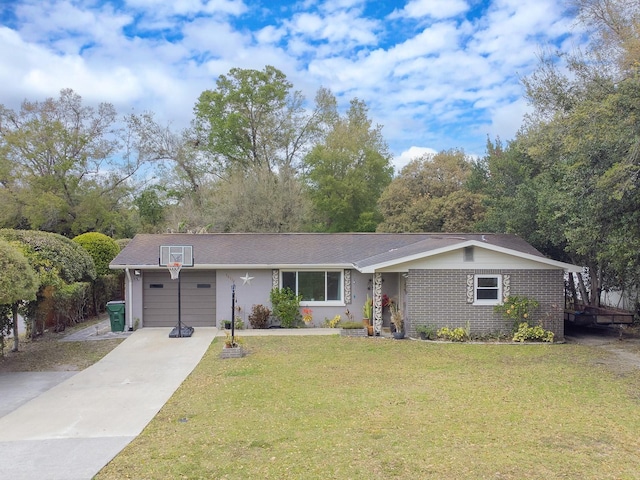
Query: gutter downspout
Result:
<box><xmin>125</xmin><ymin>268</ymin><xmax>133</xmax><ymax>331</ymax></box>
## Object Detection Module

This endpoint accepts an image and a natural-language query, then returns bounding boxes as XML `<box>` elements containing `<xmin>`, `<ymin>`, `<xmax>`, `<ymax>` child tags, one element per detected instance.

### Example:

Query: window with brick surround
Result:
<box><xmin>474</xmin><ymin>274</ymin><xmax>502</xmax><ymax>305</ymax></box>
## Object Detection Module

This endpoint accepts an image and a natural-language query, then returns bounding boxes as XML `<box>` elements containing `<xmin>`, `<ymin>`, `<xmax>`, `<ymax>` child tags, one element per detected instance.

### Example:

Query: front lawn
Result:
<box><xmin>97</xmin><ymin>336</ymin><xmax>640</xmax><ymax>479</ymax></box>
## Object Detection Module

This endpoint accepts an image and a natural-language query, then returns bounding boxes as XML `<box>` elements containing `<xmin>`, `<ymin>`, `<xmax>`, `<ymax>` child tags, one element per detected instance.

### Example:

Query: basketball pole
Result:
<box><xmin>178</xmin><ymin>271</ymin><xmax>182</xmax><ymax>338</ymax></box>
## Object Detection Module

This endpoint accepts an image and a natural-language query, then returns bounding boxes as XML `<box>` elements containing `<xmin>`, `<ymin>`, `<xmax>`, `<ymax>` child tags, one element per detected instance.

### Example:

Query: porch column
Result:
<box><xmin>373</xmin><ymin>272</ymin><xmax>383</xmax><ymax>334</ymax></box>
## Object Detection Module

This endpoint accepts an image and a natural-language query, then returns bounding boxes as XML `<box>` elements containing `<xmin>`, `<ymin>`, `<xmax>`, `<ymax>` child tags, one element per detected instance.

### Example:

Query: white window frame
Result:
<box><xmin>281</xmin><ymin>270</ymin><xmax>344</xmax><ymax>306</ymax></box>
<box><xmin>473</xmin><ymin>274</ymin><xmax>502</xmax><ymax>305</ymax></box>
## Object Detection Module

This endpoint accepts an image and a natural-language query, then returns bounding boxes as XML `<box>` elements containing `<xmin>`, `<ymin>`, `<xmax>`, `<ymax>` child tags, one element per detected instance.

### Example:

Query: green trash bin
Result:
<box><xmin>106</xmin><ymin>300</ymin><xmax>126</xmax><ymax>332</ymax></box>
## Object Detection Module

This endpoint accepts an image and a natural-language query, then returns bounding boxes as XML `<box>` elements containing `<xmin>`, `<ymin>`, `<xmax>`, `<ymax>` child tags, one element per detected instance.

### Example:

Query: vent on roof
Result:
<box><xmin>463</xmin><ymin>246</ymin><xmax>474</xmax><ymax>262</ymax></box>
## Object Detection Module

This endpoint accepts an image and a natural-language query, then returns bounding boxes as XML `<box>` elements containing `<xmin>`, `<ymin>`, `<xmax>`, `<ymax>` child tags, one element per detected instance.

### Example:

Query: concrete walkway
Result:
<box><xmin>0</xmin><ymin>327</ymin><xmax>217</xmax><ymax>480</ymax></box>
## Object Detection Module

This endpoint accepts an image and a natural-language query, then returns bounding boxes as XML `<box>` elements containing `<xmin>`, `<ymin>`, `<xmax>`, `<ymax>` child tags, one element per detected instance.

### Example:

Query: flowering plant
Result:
<box><xmin>325</xmin><ymin>314</ymin><xmax>341</xmax><ymax>328</ymax></box>
<box><xmin>382</xmin><ymin>294</ymin><xmax>391</xmax><ymax>309</ymax></box>
<box><xmin>302</xmin><ymin>308</ymin><xmax>313</xmax><ymax>325</ymax></box>
<box><xmin>494</xmin><ymin>296</ymin><xmax>539</xmax><ymax>330</ymax></box>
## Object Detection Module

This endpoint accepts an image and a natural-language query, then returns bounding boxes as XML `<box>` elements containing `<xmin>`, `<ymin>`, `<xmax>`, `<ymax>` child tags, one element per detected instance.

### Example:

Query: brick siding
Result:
<box><xmin>406</xmin><ymin>269</ymin><xmax>565</xmax><ymax>340</ymax></box>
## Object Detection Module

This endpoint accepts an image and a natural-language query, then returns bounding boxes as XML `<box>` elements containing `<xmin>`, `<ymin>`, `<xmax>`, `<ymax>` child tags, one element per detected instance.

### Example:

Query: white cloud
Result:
<box><xmin>255</xmin><ymin>25</ymin><xmax>287</xmax><ymax>44</ymax></box>
<box><xmin>0</xmin><ymin>0</ymin><xmax>585</xmax><ymax>161</ymax></box>
<box><xmin>394</xmin><ymin>146</ymin><xmax>438</xmax><ymax>171</ymax></box>
<box><xmin>391</xmin><ymin>0</ymin><xmax>470</xmax><ymax>20</ymax></box>
<box><xmin>125</xmin><ymin>0</ymin><xmax>248</xmax><ymax>17</ymax></box>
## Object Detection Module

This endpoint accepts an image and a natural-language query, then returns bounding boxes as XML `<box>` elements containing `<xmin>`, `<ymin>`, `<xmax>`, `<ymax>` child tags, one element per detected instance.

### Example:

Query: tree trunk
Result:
<box><xmin>576</xmin><ymin>272</ymin><xmax>590</xmax><ymax>308</ymax></box>
<box><xmin>11</xmin><ymin>303</ymin><xmax>19</xmax><ymax>352</ymax></box>
<box><xmin>567</xmin><ymin>272</ymin><xmax>578</xmax><ymax>309</ymax></box>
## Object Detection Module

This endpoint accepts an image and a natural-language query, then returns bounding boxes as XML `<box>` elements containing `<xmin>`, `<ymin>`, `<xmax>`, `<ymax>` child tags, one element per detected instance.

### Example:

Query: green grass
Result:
<box><xmin>97</xmin><ymin>337</ymin><xmax>640</xmax><ymax>480</ymax></box>
<box><xmin>0</xmin><ymin>318</ymin><xmax>123</xmax><ymax>372</ymax></box>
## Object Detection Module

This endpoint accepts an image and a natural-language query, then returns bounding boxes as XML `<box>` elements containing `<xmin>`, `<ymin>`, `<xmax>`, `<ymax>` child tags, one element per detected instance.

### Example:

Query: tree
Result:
<box><xmin>305</xmin><ymin>98</ymin><xmax>394</xmax><ymax>232</ymax></box>
<box><xmin>377</xmin><ymin>149</ymin><xmax>485</xmax><ymax>232</ymax></box>
<box><xmin>0</xmin><ymin>229</ymin><xmax>96</xmax><ymax>336</ymax></box>
<box><xmin>193</xmin><ymin>66</ymin><xmax>327</xmax><ymax>173</ymax></box>
<box><xmin>133</xmin><ymin>187</ymin><xmax>166</xmax><ymax>232</ymax></box>
<box><xmin>478</xmin><ymin>0</ymin><xmax>640</xmax><ymax>305</ymax></box>
<box><xmin>0</xmin><ymin>239</ymin><xmax>38</xmax><ymax>353</ymax></box>
<box><xmin>572</xmin><ymin>0</ymin><xmax>640</xmax><ymax>76</ymax></box>
<box><xmin>212</xmin><ymin>166</ymin><xmax>311</xmax><ymax>232</ymax></box>
<box><xmin>0</xmin><ymin>89</ymin><xmax>150</xmax><ymax>237</ymax></box>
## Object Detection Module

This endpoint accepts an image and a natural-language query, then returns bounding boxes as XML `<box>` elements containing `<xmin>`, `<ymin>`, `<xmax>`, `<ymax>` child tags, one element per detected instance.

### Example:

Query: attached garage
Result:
<box><xmin>143</xmin><ymin>270</ymin><xmax>216</xmax><ymax>327</ymax></box>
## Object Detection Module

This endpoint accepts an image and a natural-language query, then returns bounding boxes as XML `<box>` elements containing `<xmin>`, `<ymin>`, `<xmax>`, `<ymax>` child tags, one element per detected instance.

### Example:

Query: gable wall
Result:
<box><xmin>407</xmin><ymin>269</ymin><xmax>565</xmax><ymax>340</ymax></box>
<box><xmin>376</xmin><ymin>247</ymin><xmax>556</xmax><ymax>272</ymax></box>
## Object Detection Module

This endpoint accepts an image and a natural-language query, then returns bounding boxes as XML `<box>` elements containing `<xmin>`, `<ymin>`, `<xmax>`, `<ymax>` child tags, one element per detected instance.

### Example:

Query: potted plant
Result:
<box><xmin>390</xmin><ymin>303</ymin><xmax>404</xmax><ymax>339</ymax></box>
<box><xmin>302</xmin><ymin>307</ymin><xmax>313</xmax><ymax>326</ymax></box>
<box><xmin>362</xmin><ymin>295</ymin><xmax>373</xmax><ymax>324</ymax></box>
<box><xmin>416</xmin><ymin>324</ymin><xmax>435</xmax><ymax>340</ymax></box>
<box><xmin>220</xmin><ymin>331</ymin><xmax>244</xmax><ymax>358</ymax></box>
<box><xmin>362</xmin><ymin>295</ymin><xmax>374</xmax><ymax>335</ymax></box>
<box><xmin>340</xmin><ymin>321</ymin><xmax>368</xmax><ymax>337</ymax></box>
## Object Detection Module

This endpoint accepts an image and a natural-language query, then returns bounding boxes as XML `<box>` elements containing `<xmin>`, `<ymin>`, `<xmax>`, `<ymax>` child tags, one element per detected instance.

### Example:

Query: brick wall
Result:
<box><xmin>406</xmin><ymin>269</ymin><xmax>565</xmax><ymax>340</ymax></box>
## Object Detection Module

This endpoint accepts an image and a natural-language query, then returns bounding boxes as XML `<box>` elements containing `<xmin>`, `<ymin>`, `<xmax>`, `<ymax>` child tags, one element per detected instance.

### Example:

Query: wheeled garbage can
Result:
<box><xmin>106</xmin><ymin>300</ymin><xmax>126</xmax><ymax>332</ymax></box>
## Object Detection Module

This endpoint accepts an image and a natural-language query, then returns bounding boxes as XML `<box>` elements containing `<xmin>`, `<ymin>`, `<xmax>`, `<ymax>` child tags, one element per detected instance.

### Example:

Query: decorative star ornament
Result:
<box><xmin>240</xmin><ymin>272</ymin><xmax>254</xmax><ymax>285</ymax></box>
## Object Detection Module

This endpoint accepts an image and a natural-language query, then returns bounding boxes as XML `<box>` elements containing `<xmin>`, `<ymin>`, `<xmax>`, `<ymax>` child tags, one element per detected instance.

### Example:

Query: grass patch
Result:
<box><xmin>0</xmin><ymin>317</ymin><xmax>123</xmax><ymax>372</ymax></box>
<box><xmin>97</xmin><ymin>336</ymin><xmax>640</xmax><ymax>479</ymax></box>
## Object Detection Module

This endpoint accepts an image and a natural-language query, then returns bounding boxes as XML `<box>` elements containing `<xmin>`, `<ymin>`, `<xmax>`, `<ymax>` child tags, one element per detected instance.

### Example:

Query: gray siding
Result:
<box><xmin>406</xmin><ymin>269</ymin><xmax>565</xmax><ymax>340</ymax></box>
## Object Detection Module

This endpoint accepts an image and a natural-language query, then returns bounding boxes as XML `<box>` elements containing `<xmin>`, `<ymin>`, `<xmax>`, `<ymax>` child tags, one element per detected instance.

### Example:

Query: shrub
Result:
<box><xmin>269</xmin><ymin>288</ymin><xmax>302</xmax><ymax>328</ymax></box>
<box><xmin>248</xmin><ymin>304</ymin><xmax>271</xmax><ymax>329</ymax></box>
<box><xmin>52</xmin><ymin>282</ymin><xmax>91</xmax><ymax>331</ymax></box>
<box><xmin>73</xmin><ymin>232</ymin><xmax>120</xmax><ymax>277</ymax></box>
<box><xmin>437</xmin><ymin>325</ymin><xmax>470</xmax><ymax>342</ymax></box>
<box><xmin>324</xmin><ymin>314</ymin><xmax>342</xmax><ymax>328</ymax></box>
<box><xmin>92</xmin><ymin>274</ymin><xmax>122</xmax><ymax>315</ymax></box>
<box><xmin>494</xmin><ymin>295</ymin><xmax>539</xmax><ymax>330</ymax></box>
<box><xmin>341</xmin><ymin>321</ymin><xmax>364</xmax><ymax>329</ymax></box>
<box><xmin>416</xmin><ymin>324</ymin><xmax>436</xmax><ymax>340</ymax></box>
<box><xmin>223</xmin><ymin>331</ymin><xmax>244</xmax><ymax>348</ymax></box>
<box><xmin>0</xmin><ymin>229</ymin><xmax>96</xmax><ymax>283</ymax></box>
<box><xmin>512</xmin><ymin>322</ymin><xmax>554</xmax><ymax>343</ymax></box>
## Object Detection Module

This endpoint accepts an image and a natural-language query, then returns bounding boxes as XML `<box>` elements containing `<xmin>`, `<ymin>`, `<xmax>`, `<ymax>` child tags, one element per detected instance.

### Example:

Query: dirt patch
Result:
<box><xmin>565</xmin><ymin>323</ymin><xmax>640</xmax><ymax>375</ymax></box>
<box><xmin>0</xmin><ymin>317</ymin><xmax>124</xmax><ymax>373</ymax></box>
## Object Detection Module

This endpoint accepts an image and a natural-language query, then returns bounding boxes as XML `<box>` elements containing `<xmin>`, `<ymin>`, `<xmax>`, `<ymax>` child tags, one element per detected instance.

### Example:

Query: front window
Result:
<box><xmin>282</xmin><ymin>271</ymin><xmax>342</xmax><ymax>304</ymax></box>
<box><xmin>474</xmin><ymin>275</ymin><xmax>502</xmax><ymax>305</ymax></box>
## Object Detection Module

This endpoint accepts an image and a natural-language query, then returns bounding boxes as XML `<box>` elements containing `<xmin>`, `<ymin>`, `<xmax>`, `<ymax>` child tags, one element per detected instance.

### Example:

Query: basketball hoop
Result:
<box><xmin>167</xmin><ymin>262</ymin><xmax>182</xmax><ymax>280</ymax></box>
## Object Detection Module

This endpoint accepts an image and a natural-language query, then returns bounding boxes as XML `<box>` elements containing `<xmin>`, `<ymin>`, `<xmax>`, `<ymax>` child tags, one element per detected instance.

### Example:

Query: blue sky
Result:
<box><xmin>0</xmin><ymin>0</ymin><xmax>583</xmax><ymax>169</ymax></box>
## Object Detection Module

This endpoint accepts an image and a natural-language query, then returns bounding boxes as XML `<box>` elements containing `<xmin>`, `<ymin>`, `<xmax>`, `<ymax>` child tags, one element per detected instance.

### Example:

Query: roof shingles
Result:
<box><xmin>110</xmin><ymin>233</ymin><xmax>546</xmax><ymax>269</ymax></box>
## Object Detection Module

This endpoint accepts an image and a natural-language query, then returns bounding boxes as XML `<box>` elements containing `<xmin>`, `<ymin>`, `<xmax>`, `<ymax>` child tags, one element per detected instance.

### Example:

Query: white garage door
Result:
<box><xmin>143</xmin><ymin>270</ymin><xmax>216</xmax><ymax>327</ymax></box>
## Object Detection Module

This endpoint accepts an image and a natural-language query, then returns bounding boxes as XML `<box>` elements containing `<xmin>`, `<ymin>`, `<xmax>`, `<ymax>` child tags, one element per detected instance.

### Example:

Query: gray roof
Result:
<box><xmin>110</xmin><ymin>232</ymin><xmax>555</xmax><ymax>271</ymax></box>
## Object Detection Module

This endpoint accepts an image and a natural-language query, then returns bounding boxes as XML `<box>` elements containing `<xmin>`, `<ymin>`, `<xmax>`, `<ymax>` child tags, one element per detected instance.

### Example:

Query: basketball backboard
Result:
<box><xmin>159</xmin><ymin>245</ymin><xmax>194</xmax><ymax>267</ymax></box>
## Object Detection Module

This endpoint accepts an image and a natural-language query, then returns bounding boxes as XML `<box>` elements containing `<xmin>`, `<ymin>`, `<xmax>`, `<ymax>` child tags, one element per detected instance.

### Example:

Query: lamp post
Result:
<box><xmin>231</xmin><ymin>282</ymin><xmax>236</xmax><ymax>345</ymax></box>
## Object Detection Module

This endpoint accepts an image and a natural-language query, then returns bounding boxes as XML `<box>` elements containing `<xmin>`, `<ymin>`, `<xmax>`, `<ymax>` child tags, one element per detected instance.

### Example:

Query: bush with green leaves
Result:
<box><xmin>324</xmin><ymin>314</ymin><xmax>342</xmax><ymax>328</ymax></box>
<box><xmin>512</xmin><ymin>322</ymin><xmax>554</xmax><ymax>343</ymax></box>
<box><xmin>416</xmin><ymin>324</ymin><xmax>437</xmax><ymax>340</ymax></box>
<box><xmin>437</xmin><ymin>325</ymin><xmax>470</xmax><ymax>342</ymax></box>
<box><xmin>92</xmin><ymin>274</ymin><xmax>122</xmax><ymax>314</ymax></box>
<box><xmin>0</xmin><ymin>229</ymin><xmax>97</xmax><ymax>337</ymax></box>
<box><xmin>0</xmin><ymin>229</ymin><xmax>96</xmax><ymax>283</ymax></box>
<box><xmin>269</xmin><ymin>288</ymin><xmax>302</xmax><ymax>328</ymax></box>
<box><xmin>0</xmin><ymin>239</ymin><xmax>39</xmax><ymax>354</ymax></box>
<box><xmin>494</xmin><ymin>295</ymin><xmax>539</xmax><ymax>330</ymax></box>
<box><xmin>340</xmin><ymin>321</ymin><xmax>365</xmax><ymax>329</ymax></box>
<box><xmin>52</xmin><ymin>282</ymin><xmax>91</xmax><ymax>330</ymax></box>
<box><xmin>73</xmin><ymin>232</ymin><xmax>120</xmax><ymax>277</ymax></box>
<box><xmin>248</xmin><ymin>304</ymin><xmax>271</xmax><ymax>329</ymax></box>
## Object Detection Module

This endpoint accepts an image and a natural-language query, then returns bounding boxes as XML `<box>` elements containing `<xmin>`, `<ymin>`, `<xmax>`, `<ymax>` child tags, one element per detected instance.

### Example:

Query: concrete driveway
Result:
<box><xmin>0</xmin><ymin>327</ymin><xmax>217</xmax><ymax>480</ymax></box>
